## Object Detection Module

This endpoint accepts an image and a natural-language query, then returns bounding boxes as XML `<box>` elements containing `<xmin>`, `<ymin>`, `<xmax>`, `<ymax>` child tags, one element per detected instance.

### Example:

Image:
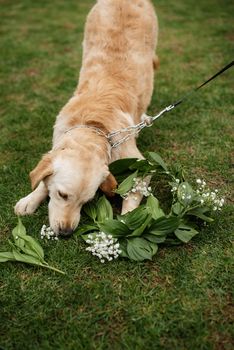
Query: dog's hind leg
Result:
<box><xmin>14</xmin><ymin>182</ymin><xmax>48</xmax><ymax>216</ymax></box>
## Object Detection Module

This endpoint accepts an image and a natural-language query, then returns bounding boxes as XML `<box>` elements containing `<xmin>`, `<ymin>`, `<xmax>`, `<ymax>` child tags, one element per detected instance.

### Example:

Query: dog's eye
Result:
<box><xmin>58</xmin><ymin>191</ymin><xmax>68</xmax><ymax>200</ymax></box>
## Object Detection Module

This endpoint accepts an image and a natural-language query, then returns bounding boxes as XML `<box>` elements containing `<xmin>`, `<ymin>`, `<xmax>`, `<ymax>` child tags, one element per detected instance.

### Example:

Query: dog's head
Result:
<box><xmin>30</xmin><ymin>148</ymin><xmax>117</xmax><ymax>236</ymax></box>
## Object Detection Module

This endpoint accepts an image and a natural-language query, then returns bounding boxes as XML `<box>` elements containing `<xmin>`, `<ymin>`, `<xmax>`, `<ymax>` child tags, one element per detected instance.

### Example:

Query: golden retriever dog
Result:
<box><xmin>15</xmin><ymin>0</ymin><xmax>159</xmax><ymax>236</ymax></box>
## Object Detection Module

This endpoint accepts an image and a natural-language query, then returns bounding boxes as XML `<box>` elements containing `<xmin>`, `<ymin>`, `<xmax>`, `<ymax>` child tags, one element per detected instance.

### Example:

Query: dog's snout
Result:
<box><xmin>59</xmin><ymin>228</ymin><xmax>74</xmax><ymax>238</ymax></box>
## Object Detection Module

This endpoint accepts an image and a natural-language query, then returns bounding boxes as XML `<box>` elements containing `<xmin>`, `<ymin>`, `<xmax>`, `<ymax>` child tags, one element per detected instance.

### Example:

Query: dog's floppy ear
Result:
<box><xmin>30</xmin><ymin>153</ymin><xmax>53</xmax><ymax>190</ymax></box>
<box><xmin>100</xmin><ymin>172</ymin><xmax>118</xmax><ymax>197</ymax></box>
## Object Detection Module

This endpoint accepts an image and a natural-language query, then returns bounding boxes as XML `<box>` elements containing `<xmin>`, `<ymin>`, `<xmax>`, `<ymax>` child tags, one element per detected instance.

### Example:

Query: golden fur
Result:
<box><xmin>15</xmin><ymin>0</ymin><xmax>159</xmax><ymax>235</ymax></box>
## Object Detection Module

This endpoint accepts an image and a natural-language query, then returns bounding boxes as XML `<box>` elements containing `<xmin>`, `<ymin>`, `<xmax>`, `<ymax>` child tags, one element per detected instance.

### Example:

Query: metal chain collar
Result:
<box><xmin>64</xmin><ymin>105</ymin><xmax>175</xmax><ymax>149</ymax></box>
<box><xmin>107</xmin><ymin>105</ymin><xmax>174</xmax><ymax>148</ymax></box>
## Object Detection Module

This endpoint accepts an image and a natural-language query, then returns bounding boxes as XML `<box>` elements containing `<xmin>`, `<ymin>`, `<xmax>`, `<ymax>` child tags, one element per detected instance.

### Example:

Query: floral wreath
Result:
<box><xmin>0</xmin><ymin>152</ymin><xmax>224</xmax><ymax>272</ymax></box>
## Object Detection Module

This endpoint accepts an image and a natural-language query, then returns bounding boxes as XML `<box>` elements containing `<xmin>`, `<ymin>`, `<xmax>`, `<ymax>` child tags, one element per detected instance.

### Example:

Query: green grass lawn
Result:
<box><xmin>0</xmin><ymin>0</ymin><xmax>233</xmax><ymax>349</ymax></box>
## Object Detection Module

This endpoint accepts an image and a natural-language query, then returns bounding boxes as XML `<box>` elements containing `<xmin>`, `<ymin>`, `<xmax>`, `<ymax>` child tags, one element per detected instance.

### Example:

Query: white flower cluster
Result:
<box><xmin>86</xmin><ymin>232</ymin><xmax>121</xmax><ymax>263</ymax></box>
<box><xmin>40</xmin><ymin>225</ymin><xmax>58</xmax><ymax>240</ymax></box>
<box><xmin>125</xmin><ymin>178</ymin><xmax>152</xmax><ymax>201</ymax></box>
<box><xmin>196</xmin><ymin>179</ymin><xmax>225</xmax><ymax>211</ymax></box>
<box><xmin>171</xmin><ymin>178</ymin><xmax>180</xmax><ymax>193</ymax></box>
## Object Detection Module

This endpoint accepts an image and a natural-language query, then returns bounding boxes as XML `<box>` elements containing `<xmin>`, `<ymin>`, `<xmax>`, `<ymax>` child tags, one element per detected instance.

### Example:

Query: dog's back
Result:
<box><xmin>76</xmin><ymin>0</ymin><xmax>158</xmax><ymax>123</ymax></box>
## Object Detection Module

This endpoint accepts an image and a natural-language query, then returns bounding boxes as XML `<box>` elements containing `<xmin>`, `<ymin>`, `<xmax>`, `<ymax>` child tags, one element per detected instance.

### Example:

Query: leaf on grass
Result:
<box><xmin>144</xmin><ymin>233</ymin><xmax>167</xmax><ymax>244</ymax></box>
<box><xmin>115</xmin><ymin>171</ymin><xmax>138</xmax><ymax>196</ymax></box>
<box><xmin>177</xmin><ymin>182</ymin><xmax>195</xmax><ymax>206</ymax></box>
<box><xmin>75</xmin><ymin>224</ymin><xmax>98</xmax><ymax>236</ymax></box>
<box><xmin>126</xmin><ymin>237</ymin><xmax>158</xmax><ymax>261</ymax></box>
<box><xmin>146</xmin><ymin>195</ymin><xmax>165</xmax><ymax>219</ymax></box>
<box><xmin>12</xmin><ymin>217</ymin><xmax>26</xmax><ymax>249</ymax></box>
<box><xmin>99</xmin><ymin>219</ymin><xmax>130</xmax><ymax>238</ymax></box>
<box><xmin>129</xmin><ymin>159</ymin><xmax>153</xmax><ymax>175</ymax></box>
<box><xmin>109</xmin><ymin>158</ymin><xmax>138</xmax><ymax>175</ymax></box>
<box><xmin>0</xmin><ymin>219</ymin><xmax>65</xmax><ymax>274</ymax></box>
<box><xmin>129</xmin><ymin>215</ymin><xmax>152</xmax><ymax>237</ymax></box>
<box><xmin>170</xmin><ymin>164</ymin><xmax>186</xmax><ymax>182</ymax></box>
<box><xmin>174</xmin><ymin>224</ymin><xmax>198</xmax><ymax>243</ymax></box>
<box><xmin>12</xmin><ymin>249</ymin><xmax>42</xmax><ymax>265</ymax></box>
<box><xmin>119</xmin><ymin>240</ymin><xmax>128</xmax><ymax>258</ymax></box>
<box><xmin>20</xmin><ymin>246</ymin><xmax>42</xmax><ymax>260</ymax></box>
<box><xmin>13</xmin><ymin>217</ymin><xmax>26</xmax><ymax>236</ymax></box>
<box><xmin>149</xmin><ymin>216</ymin><xmax>180</xmax><ymax>235</ymax></box>
<box><xmin>164</xmin><ymin>238</ymin><xmax>183</xmax><ymax>246</ymax></box>
<box><xmin>0</xmin><ymin>251</ymin><xmax>15</xmax><ymax>262</ymax></box>
<box><xmin>146</xmin><ymin>152</ymin><xmax>168</xmax><ymax>172</ymax></box>
<box><xmin>82</xmin><ymin>232</ymin><xmax>99</xmax><ymax>242</ymax></box>
<box><xmin>18</xmin><ymin>234</ymin><xmax>44</xmax><ymax>260</ymax></box>
<box><xmin>83</xmin><ymin>202</ymin><xmax>97</xmax><ymax>221</ymax></box>
<box><xmin>96</xmin><ymin>196</ymin><xmax>113</xmax><ymax>222</ymax></box>
<box><xmin>187</xmin><ymin>207</ymin><xmax>214</xmax><ymax>222</ymax></box>
<box><xmin>123</xmin><ymin>206</ymin><xmax>149</xmax><ymax>230</ymax></box>
<box><xmin>172</xmin><ymin>202</ymin><xmax>184</xmax><ymax>216</ymax></box>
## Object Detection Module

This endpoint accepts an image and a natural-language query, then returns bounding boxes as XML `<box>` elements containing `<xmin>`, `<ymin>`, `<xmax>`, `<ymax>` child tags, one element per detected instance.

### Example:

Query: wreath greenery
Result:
<box><xmin>0</xmin><ymin>152</ymin><xmax>224</xmax><ymax>271</ymax></box>
<box><xmin>78</xmin><ymin>152</ymin><xmax>224</xmax><ymax>262</ymax></box>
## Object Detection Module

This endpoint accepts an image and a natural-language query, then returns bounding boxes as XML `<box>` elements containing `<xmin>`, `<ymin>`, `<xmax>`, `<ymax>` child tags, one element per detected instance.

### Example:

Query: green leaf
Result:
<box><xmin>150</xmin><ymin>242</ymin><xmax>158</xmax><ymax>256</ymax></box>
<box><xmin>129</xmin><ymin>159</ymin><xmax>153</xmax><ymax>175</ymax></box>
<box><xmin>82</xmin><ymin>232</ymin><xmax>99</xmax><ymax>242</ymax></box>
<box><xmin>75</xmin><ymin>224</ymin><xmax>98</xmax><ymax>236</ymax></box>
<box><xmin>144</xmin><ymin>233</ymin><xmax>167</xmax><ymax>244</ymax></box>
<box><xmin>115</xmin><ymin>171</ymin><xmax>138</xmax><ymax>196</ymax></box>
<box><xmin>146</xmin><ymin>152</ymin><xmax>168</xmax><ymax>172</ymax></box>
<box><xmin>170</xmin><ymin>164</ymin><xmax>186</xmax><ymax>181</ymax></box>
<box><xmin>174</xmin><ymin>224</ymin><xmax>198</xmax><ymax>243</ymax></box>
<box><xmin>149</xmin><ymin>216</ymin><xmax>180</xmax><ymax>235</ymax></box>
<box><xmin>187</xmin><ymin>207</ymin><xmax>214</xmax><ymax>222</ymax></box>
<box><xmin>17</xmin><ymin>234</ymin><xmax>44</xmax><ymax>260</ymax></box>
<box><xmin>146</xmin><ymin>195</ymin><xmax>165</xmax><ymax>219</ymax></box>
<box><xmin>123</xmin><ymin>206</ymin><xmax>149</xmax><ymax>230</ymax></box>
<box><xmin>20</xmin><ymin>246</ymin><xmax>42</xmax><ymax>260</ymax></box>
<box><xmin>126</xmin><ymin>238</ymin><xmax>157</xmax><ymax>261</ymax></box>
<box><xmin>13</xmin><ymin>217</ymin><xmax>26</xmax><ymax>235</ymax></box>
<box><xmin>129</xmin><ymin>215</ymin><xmax>152</xmax><ymax>237</ymax></box>
<box><xmin>109</xmin><ymin>158</ymin><xmax>138</xmax><ymax>175</ymax></box>
<box><xmin>119</xmin><ymin>240</ymin><xmax>128</xmax><ymax>258</ymax></box>
<box><xmin>96</xmin><ymin>196</ymin><xmax>113</xmax><ymax>222</ymax></box>
<box><xmin>12</xmin><ymin>217</ymin><xmax>26</xmax><ymax>249</ymax></box>
<box><xmin>164</xmin><ymin>238</ymin><xmax>182</xmax><ymax>246</ymax></box>
<box><xmin>83</xmin><ymin>202</ymin><xmax>97</xmax><ymax>221</ymax></box>
<box><xmin>172</xmin><ymin>201</ymin><xmax>184</xmax><ymax>216</ymax></box>
<box><xmin>99</xmin><ymin>219</ymin><xmax>130</xmax><ymax>238</ymax></box>
<box><xmin>177</xmin><ymin>182</ymin><xmax>195</xmax><ymax>206</ymax></box>
<box><xmin>12</xmin><ymin>249</ymin><xmax>42</xmax><ymax>265</ymax></box>
<box><xmin>0</xmin><ymin>251</ymin><xmax>16</xmax><ymax>262</ymax></box>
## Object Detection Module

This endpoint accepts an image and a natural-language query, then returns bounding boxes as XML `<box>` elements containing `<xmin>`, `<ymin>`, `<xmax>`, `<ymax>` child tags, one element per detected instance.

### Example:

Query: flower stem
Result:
<box><xmin>40</xmin><ymin>263</ymin><xmax>65</xmax><ymax>274</ymax></box>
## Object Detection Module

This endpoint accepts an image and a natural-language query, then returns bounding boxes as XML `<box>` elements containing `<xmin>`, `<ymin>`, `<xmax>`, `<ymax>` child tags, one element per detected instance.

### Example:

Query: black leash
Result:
<box><xmin>173</xmin><ymin>60</ymin><xmax>234</xmax><ymax>107</ymax></box>
<box><xmin>107</xmin><ymin>60</ymin><xmax>233</xmax><ymax>148</ymax></box>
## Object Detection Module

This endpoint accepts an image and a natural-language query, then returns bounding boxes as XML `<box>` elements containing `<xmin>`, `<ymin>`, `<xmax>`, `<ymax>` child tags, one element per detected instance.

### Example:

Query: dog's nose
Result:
<box><xmin>59</xmin><ymin>228</ymin><xmax>74</xmax><ymax>238</ymax></box>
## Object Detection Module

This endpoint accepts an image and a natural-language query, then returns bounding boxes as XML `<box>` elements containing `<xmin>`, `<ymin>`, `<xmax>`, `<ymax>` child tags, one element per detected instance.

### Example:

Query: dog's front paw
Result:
<box><xmin>14</xmin><ymin>194</ymin><xmax>40</xmax><ymax>216</ymax></box>
<box><xmin>121</xmin><ymin>193</ymin><xmax>142</xmax><ymax>215</ymax></box>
